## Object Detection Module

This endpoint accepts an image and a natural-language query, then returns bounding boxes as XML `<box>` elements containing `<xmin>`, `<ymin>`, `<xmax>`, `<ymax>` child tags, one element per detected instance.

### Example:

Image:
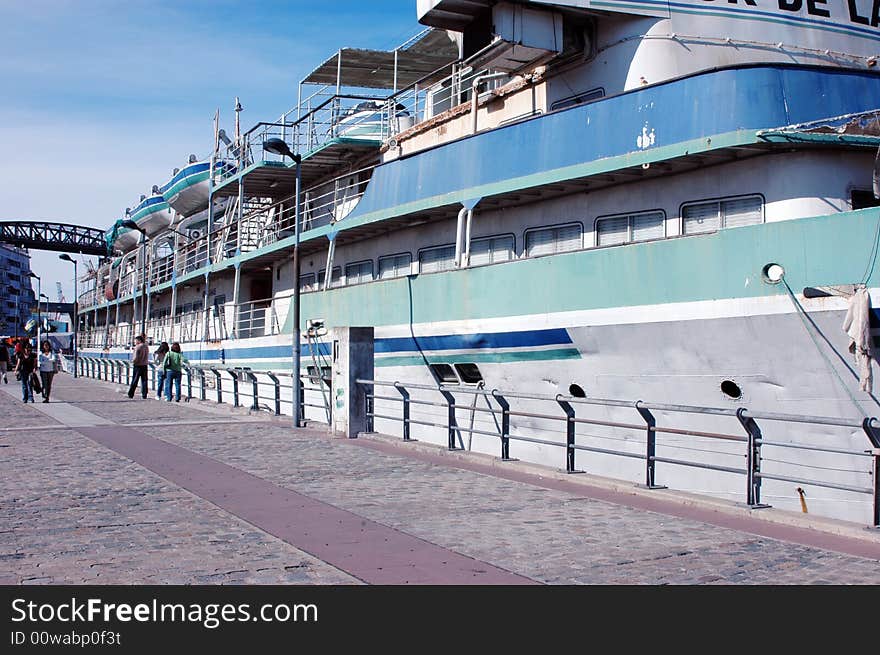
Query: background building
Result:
<box><xmin>0</xmin><ymin>244</ymin><xmax>36</xmax><ymax>337</ymax></box>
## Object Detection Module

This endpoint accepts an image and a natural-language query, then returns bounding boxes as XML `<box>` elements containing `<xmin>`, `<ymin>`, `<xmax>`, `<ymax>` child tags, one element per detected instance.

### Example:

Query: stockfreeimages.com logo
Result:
<box><xmin>11</xmin><ymin>597</ymin><xmax>318</xmax><ymax>630</ymax></box>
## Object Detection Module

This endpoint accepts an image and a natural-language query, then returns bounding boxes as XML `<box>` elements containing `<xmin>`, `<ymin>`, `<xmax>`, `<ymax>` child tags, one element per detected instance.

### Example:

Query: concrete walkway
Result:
<box><xmin>2</xmin><ymin>373</ymin><xmax>879</xmax><ymax>584</ymax></box>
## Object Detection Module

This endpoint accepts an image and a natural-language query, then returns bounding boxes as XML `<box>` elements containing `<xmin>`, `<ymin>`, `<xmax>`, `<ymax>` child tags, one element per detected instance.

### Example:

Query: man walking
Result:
<box><xmin>0</xmin><ymin>340</ymin><xmax>9</xmax><ymax>383</ymax></box>
<box><xmin>127</xmin><ymin>334</ymin><xmax>149</xmax><ymax>399</ymax></box>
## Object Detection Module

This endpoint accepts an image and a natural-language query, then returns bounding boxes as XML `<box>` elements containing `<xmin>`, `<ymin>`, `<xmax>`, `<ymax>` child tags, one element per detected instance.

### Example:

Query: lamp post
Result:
<box><xmin>27</xmin><ymin>272</ymin><xmax>40</xmax><ymax>347</ymax></box>
<box><xmin>263</xmin><ymin>137</ymin><xmax>302</xmax><ymax>427</ymax></box>
<box><xmin>122</xmin><ymin>220</ymin><xmax>148</xmax><ymax>340</ymax></box>
<box><xmin>59</xmin><ymin>254</ymin><xmax>78</xmax><ymax>378</ymax></box>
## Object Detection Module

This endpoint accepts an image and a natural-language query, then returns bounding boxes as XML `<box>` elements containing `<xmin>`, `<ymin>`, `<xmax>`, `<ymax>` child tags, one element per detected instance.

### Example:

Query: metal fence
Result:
<box><xmin>357</xmin><ymin>379</ymin><xmax>880</xmax><ymax>528</ymax></box>
<box><xmin>75</xmin><ymin>356</ymin><xmax>330</xmax><ymax>426</ymax></box>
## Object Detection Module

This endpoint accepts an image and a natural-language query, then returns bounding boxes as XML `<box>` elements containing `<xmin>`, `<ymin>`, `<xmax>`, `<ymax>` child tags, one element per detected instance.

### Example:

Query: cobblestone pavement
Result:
<box><xmin>2</xmin><ymin>374</ymin><xmax>880</xmax><ymax>584</ymax></box>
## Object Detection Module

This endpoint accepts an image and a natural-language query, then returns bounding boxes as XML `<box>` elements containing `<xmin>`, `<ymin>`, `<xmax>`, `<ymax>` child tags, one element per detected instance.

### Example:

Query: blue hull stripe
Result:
<box><xmin>375</xmin><ymin>328</ymin><xmax>573</xmax><ymax>354</ymax></box>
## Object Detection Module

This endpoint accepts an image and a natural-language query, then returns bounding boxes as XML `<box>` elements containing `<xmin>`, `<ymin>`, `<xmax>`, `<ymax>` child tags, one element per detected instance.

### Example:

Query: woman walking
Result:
<box><xmin>163</xmin><ymin>342</ymin><xmax>189</xmax><ymax>402</ymax></box>
<box><xmin>13</xmin><ymin>343</ymin><xmax>37</xmax><ymax>403</ymax></box>
<box><xmin>38</xmin><ymin>340</ymin><xmax>61</xmax><ymax>403</ymax></box>
<box><xmin>153</xmin><ymin>342</ymin><xmax>169</xmax><ymax>400</ymax></box>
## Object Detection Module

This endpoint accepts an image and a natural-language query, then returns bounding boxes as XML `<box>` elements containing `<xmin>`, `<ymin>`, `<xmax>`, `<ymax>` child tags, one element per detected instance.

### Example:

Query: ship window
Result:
<box><xmin>470</xmin><ymin>235</ymin><xmax>514</xmax><ymax>266</ymax></box>
<box><xmin>317</xmin><ymin>267</ymin><xmax>342</xmax><ymax>288</ymax></box>
<box><xmin>525</xmin><ymin>223</ymin><xmax>582</xmax><ymax>257</ymax></box>
<box><xmin>419</xmin><ymin>245</ymin><xmax>456</xmax><ymax>273</ymax></box>
<box><xmin>429</xmin><ymin>363</ymin><xmax>459</xmax><ymax>384</ymax></box>
<box><xmin>550</xmin><ymin>88</ymin><xmax>604</xmax><ymax>111</ymax></box>
<box><xmin>852</xmin><ymin>189</ymin><xmax>880</xmax><ymax>210</ymax></box>
<box><xmin>299</xmin><ymin>273</ymin><xmax>316</xmax><ymax>292</ymax></box>
<box><xmin>454</xmin><ymin>363</ymin><xmax>483</xmax><ymax>384</ymax></box>
<box><xmin>378</xmin><ymin>253</ymin><xmax>412</xmax><ymax>279</ymax></box>
<box><xmin>596</xmin><ymin>211</ymin><xmax>664</xmax><ymax>247</ymax></box>
<box><xmin>683</xmin><ymin>195</ymin><xmax>763</xmax><ymax>235</ymax></box>
<box><xmin>345</xmin><ymin>260</ymin><xmax>374</xmax><ymax>285</ymax></box>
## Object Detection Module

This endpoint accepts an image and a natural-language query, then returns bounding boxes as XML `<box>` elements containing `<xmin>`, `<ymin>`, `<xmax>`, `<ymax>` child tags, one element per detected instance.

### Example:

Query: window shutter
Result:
<box><xmin>722</xmin><ymin>196</ymin><xmax>762</xmax><ymax>228</ymax></box>
<box><xmin>556</xmin><ymin>224</ymin><xmax>582</xmax><ymax>253</ymax></box>
<box><xmin>379</xmin><ymin>253</ymin><xmax>411</xmax><ymax>279</ymax></box>
<box><xmin>683</xmin><ymin>201</ymin><xmax>721</xmax><ymax>234</ymax></box>
<box><xmin>526</xmin><ymin>228</ymin><xmax>555</xmax><ymax>257</ymax></box>
<box><xmin>471</xmin><ymin>236</ymin><xmax>514</xmax><ymax>265</ymax></box>
<box><xmin>419</xmin><ymin>245</ymin><xmax>455</xmax><ymax>273</ymax></box>
<box><xmin>597</xmin><ymin>216</ymin><xmax>628</xmax><ymax>246</ymax></box>
<box><xmin>632</xmin><ymin>211</ymin><xmax>664</xmax><ymax>242</ymax></box>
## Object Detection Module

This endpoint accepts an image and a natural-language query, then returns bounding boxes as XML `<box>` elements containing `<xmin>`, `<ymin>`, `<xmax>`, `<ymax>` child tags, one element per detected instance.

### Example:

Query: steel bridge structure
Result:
<box><xmin>0</xmin><ymin>221</ymin><xmax>107</xmax><ymax>256</ymax></box>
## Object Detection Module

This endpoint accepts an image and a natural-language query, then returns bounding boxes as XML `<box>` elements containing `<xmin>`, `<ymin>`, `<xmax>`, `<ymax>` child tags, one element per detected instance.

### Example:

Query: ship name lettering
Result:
<box><xmin>700</xmin><ymin>0</ymin><xmax>880</xmax><ymax>28</ymax></box>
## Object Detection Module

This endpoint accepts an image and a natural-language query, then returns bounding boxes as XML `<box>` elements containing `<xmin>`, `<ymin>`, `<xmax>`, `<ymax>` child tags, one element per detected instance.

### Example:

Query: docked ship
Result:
<box><xmin>77</xmin><ymin>1</ymin><xmax>880</xmax><ymax>524</ymax></box>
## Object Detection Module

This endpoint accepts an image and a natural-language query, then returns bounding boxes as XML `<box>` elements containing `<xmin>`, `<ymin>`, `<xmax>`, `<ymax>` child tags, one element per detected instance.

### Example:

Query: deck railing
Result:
<box><xmin>69</xmin><ymin>353</ymin><xmax>880</xmax><ymax>527</ymax></box>
<box><xmin>357</xmin><ymin>379</ymin><xmax>880</xmax><ymax>528</ymax></box>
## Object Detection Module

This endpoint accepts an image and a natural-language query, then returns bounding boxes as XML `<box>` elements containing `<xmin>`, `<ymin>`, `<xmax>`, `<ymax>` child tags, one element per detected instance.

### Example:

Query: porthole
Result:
<box><xmin>569</xmin><ymin>384</ymin><xmax>586</xmax><ymax>398</ymax></box>
<box><xmin>721</xmin><ymin>380</ymin><xmax>742</xmax><ymax>399</ymax></box>
<box><xmin>761</xmin><ymin>263</ymin><xmax>785</xmax><ymax>284</ymax></box>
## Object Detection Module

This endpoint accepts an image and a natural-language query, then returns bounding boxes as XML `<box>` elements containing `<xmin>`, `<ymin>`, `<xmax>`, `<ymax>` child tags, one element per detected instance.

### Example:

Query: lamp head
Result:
<box><xmin>59</xmin><ymin>254</ymin><xmax>73</xmax><ymax>263</ymax></box>
<box><xmin>263</xmin><ymin>138</ymin><xmax>296</xmax><ymax>160</ymax></box>
<box><xmin>121</xmin><ymin>220</ymin><xmax>145</xmax><ymax>234</ymax></box>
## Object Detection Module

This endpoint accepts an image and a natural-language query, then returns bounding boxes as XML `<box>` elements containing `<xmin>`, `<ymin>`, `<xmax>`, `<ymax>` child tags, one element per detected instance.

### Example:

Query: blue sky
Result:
<box><xmin>0</xmin><ymin>0</ymin><xmax>420</xmax><ymax>304</ymax></box>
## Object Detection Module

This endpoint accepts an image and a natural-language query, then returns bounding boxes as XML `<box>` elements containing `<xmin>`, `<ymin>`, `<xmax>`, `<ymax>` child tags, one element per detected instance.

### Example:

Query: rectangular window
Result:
<box><xmin>683</xmin><ymin>195</ymin><xmax>763</xmax><ymax>235</ymax></box>
<box><xmin>345</xmin><ymin>260</ymin><xmax>373</xmax><ymax>285</ymax></box>
<box><xmin>419</xmin><ymin>245</ymin><xmax>456</xmax><ymax>273</ymax></box>
<box><xmin>596</xmin><ymin>211</ymin><xmax>664</xmax><ymax>246</ymax></box>
<box><xmin>317</xmin><ymin>267</ymin><xmax>342</xmax><ymax>288</ymax></box>
<box><xmin>469</xmin><ymin>235</ymin><xmax>514</xmax><ymax>266</ymax></box>
<box><xmin>378</xmin><ymin>253</ymin><xmax>412</xmax><ymax>280</ymax></box>
<box><xmin>299</xmin><ymin>273</ymin><xmax>316</xmax><ymax>292</ymax></box>
<box><xmin>525</xmin><ymin>224</ymin><xmax>582</xmax><ymax>257</ymax></box>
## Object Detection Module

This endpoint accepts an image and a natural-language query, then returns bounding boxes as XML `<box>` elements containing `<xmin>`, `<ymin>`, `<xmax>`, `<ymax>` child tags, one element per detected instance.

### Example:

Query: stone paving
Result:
<box><xmin>2</xmin><ymin>373</ymin><xmax>880</xmax><ymax>585</ymax></box>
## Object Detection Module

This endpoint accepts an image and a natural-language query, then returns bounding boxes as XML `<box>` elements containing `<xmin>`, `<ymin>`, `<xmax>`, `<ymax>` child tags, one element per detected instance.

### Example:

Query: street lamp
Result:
<box><xmin>27</xmin><ymin>272</ymin><xmax>40</xmax><ymax>347</ymax></box>
<box><xmin>263</xmin><ymin>137</ymin><xmax>303</xmax><ymax>427</ymax></box>
<box><xmin>59</xmin><ymin>254</ymin><xmax>78</xmax><ymax>378</ymax></box>
<box><xmin>122</xmin><ymin>219</ymin><xmax>148</xmax><ymax>340</ymax></box>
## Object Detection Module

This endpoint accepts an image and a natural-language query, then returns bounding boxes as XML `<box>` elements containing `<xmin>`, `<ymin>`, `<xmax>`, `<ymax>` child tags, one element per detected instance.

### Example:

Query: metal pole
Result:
<box><xmin>36</xmin><ymin>276</ymin><xmax>41</xmax><ymax>346</ymax></box>
<box><xmin>139</xmin><ymin>233</ymin><xmax>147</xmax><ymax>339</ymax></box>
<box><xmin>292</xmin><ymin>155</ymin><xmax>302</xmax><ymax>427</ymax></box>
<box><xmin>73</xmin><ymin>261</ymin><xmax>78</xmax><ymax>377</ymax></box>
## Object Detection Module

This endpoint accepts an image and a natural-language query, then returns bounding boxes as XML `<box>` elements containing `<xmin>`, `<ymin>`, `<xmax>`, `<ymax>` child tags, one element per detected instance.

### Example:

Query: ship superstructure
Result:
<box><xmin>77</xmin><ymin>1</ymin><xmax>880</xmax><ymax>523</ymax></box>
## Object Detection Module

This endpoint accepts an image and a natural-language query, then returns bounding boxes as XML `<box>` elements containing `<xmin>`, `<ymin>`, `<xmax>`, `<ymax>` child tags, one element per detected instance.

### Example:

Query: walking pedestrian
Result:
<box><xmin>13</xmin><ymin>343</ymin><xmax>37</xmax><ymax>403</ymax></box>
<box><xmin>38</xmin><ymin>340</ymin><xmax>62</xmax><ymax>403</ymax></box>
<box><xmin>127</xmin><ymin>334</ymin><xmax>150</xmax><ymax>399</ymax></box>
<box><xmin>0</xmin><ymin>339</ymin><xmax>9</xmax><ymax>383</ymax></box>
<box><xmin>153</xmin><ymin>341</ymin><xmax>169</xmax><ymax>400</ymax></box>
<box><xmin>163</xmin><ymin>342</ymin><xmax>189</xmax><ymax>402</ymax></box>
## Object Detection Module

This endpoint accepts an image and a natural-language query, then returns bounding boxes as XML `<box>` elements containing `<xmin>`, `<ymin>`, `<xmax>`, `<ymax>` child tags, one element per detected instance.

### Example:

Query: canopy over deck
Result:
<box><xmin>303</xmin><ymin>29</ymin><xmax>459</xmax><ymax>90</ymax></box>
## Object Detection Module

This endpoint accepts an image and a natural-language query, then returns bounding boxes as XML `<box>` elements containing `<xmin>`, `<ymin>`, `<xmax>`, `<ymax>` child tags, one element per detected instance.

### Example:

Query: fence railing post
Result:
<box><xmin>266</xmin><ymin>373</ymin><xmax>281</xmax><ymax>415</ymax></box>
<box><xmin>244</xmin><ymin>371</ymin><xmax>259</xmax><ymax>411</ymax></box>
<box><xmin>557</xmin><ymin>396</ymin><xmax>582</xmax><ymax>474</ymax></box>
<box><xmin>364</xmin><ymin>383</ymin><xmax>374</xmax><ymax>433</ymax></box>
<box><xmin>636</xmin><ymin>401</ymin><xmax>666</xmax><ymax>489</ymax></box>
<box><xmin>197</xmin><ymin>368</ymin><xmax>207</xmax><ymax>401</ymax></box>
<box><xmin>738</xmin><ymin>408</ymin><xmax>770</xmax><ymax>509</ymax></box>
<box><xmin>394</xmin><ymin>382</ymin><xmax>412</xmax><ymax>441</ymax></box>
<box><xmin>210</xmin><ymin>368</ymin><xmax>222</xmax><ymax>403</ymax></box>
<box><xmin>123</xmin><ymin>361</ymin><xmax>131</xmax><ymax>386</ymax></box>
<box><xmin>226</xmin><ymin>369</ymin><xmax>240</xmax><ymax>407</ymax></box>
<box><xmin>185</xmin><ymin>366</ymin><xmax>193</xmax><ymax>401</ymax></box>
<box><xmin>492</xmin><ymin>390</ymin><xmax>516</xmax><ymax>462</ymax></box>
<box><xmin>439</xmin><ymin>388</ymin><xmax>459</xmax><ymax>450</ymax></box>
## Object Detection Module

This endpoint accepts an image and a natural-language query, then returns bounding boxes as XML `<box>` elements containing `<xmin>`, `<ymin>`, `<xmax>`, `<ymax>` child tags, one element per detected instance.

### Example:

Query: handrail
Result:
<box><xmin>356</xmin><ymin>377</ymin><xmax>880</xmax><ymax>528</ymax></box>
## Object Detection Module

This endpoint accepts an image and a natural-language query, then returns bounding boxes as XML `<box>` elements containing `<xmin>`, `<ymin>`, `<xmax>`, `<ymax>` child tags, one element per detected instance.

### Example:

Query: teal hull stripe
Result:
<box><xmin>375</xmin><ymin>348</ymin><xmax>581</xmax><ymax>367</ymax></box>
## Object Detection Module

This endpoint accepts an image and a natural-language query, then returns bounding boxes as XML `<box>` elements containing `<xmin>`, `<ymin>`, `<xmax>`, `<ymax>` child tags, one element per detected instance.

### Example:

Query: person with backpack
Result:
<box><xmin>163</xmin><ymin>342</ymin><xmax>189</xmax><ymax>402</ymax></box>
<box><xmin>153</xmin><ymin>341</ymin><xmax>169</xmax><ymax>400</ymax></box>
<box><xmin>13</xmin><ymin>343</ymin><xmax>37</xmax><ymax>403</ymax></box>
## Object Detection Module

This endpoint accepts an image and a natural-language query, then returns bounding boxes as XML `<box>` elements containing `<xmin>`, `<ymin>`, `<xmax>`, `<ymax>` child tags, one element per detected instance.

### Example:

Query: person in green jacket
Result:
<box><xmin>163</xmin><ymin>342</ymin><xmax>189</xmax><ymax>402</ymax></box>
